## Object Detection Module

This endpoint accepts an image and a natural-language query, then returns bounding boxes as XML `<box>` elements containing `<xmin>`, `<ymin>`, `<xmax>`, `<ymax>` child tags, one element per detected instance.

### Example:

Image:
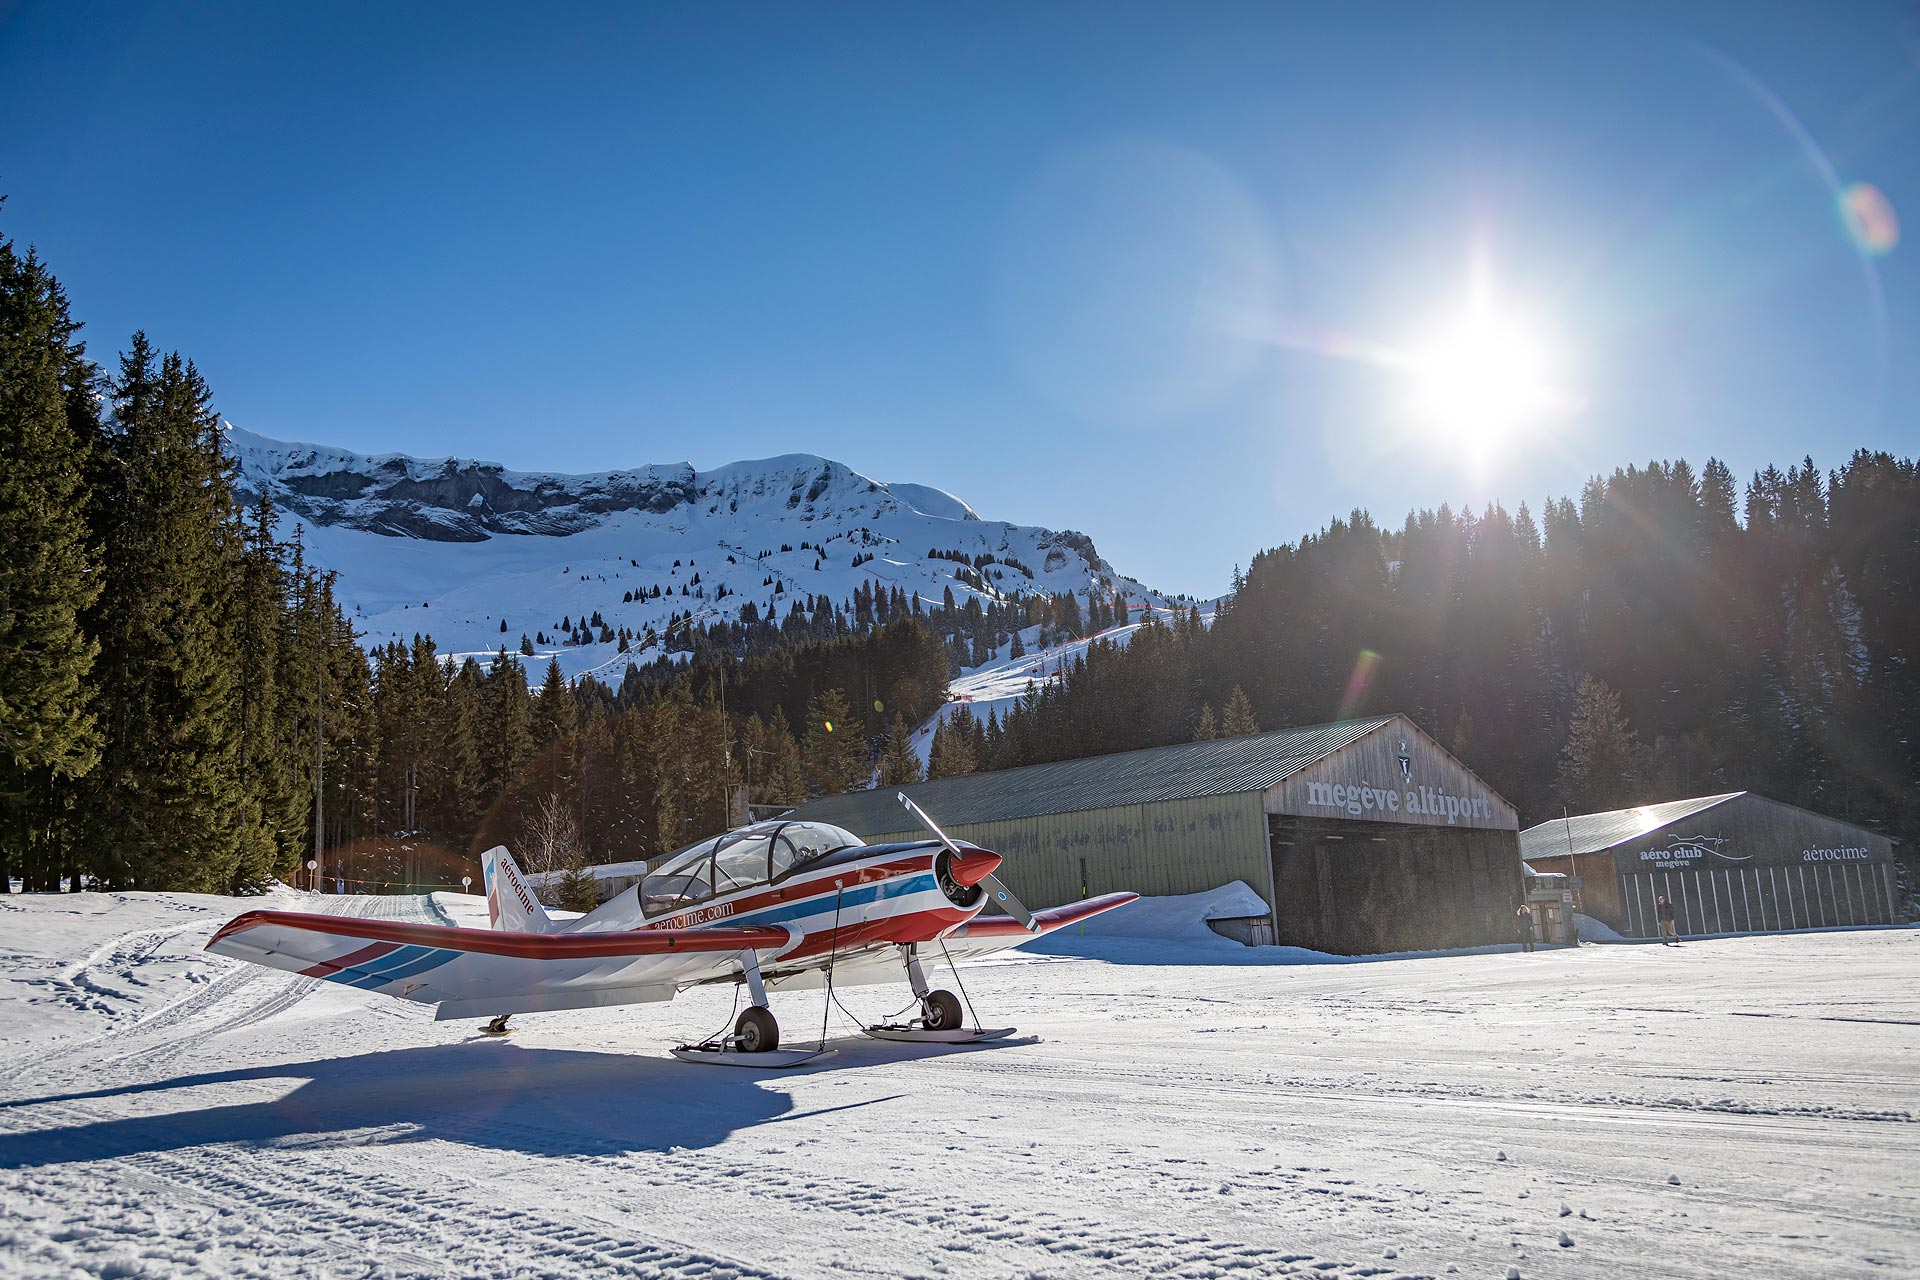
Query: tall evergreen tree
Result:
<box><xmin>83</xmin><ymin>338</ymin><xmax>248</xmax><ymax>890</ymax></box>
<box><xmin>878</xmin><ymin>713</ymin><xmax>924</xmax><ymax>785</ymax></box>
<box><xmin>1219</xmin><ymin>686</ymin><xmax>1258</xmax><ymax>737</ymax></box>
<box><xmin>533</xmin><ymin>658</ymin><xmax>575</xmax><ymax>750</ymax></box>
<box><xmin>1557</xmin><ymin>676</ymin><xmax>1642</xmax><ymax>811</ymax></box>
<box><xmin>0</xmin><ymin>226</ymin><xmax>100</xmax><ymax>892</ymax></box>
<box><xmin>803</xmin><ymin>687</ymin><xmax>865</xmax><ymax>796</ymax></box>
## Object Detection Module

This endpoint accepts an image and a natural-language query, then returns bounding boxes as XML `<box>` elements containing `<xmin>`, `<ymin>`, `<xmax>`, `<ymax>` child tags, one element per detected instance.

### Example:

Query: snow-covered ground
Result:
<box><xmin>2</xmin><ymin>887</ymin><xmax>1915</xmax><ymax>1279</ymax></box>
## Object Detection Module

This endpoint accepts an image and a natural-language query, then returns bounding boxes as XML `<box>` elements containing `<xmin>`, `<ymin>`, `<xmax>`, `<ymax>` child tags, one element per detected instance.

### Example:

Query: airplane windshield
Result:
<box><xmin>640</xmin><ymin>821</ymin><xmax>863</xmax><ymax>917</ymax></box>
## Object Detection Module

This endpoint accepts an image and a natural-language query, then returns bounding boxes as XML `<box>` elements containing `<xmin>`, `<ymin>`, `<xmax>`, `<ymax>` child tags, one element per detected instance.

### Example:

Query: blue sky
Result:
<box><xmin>3</xmin><ymin>2</ymin><xmax>1915</xmax><ymax>596</ymax></box>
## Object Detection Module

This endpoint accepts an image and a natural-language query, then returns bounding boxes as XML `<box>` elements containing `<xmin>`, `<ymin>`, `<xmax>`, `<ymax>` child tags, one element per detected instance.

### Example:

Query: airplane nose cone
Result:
<box><xmin>949</xmin><ymin>846</ymin><xmax>1002</xmax><ymax>888</ymax></box>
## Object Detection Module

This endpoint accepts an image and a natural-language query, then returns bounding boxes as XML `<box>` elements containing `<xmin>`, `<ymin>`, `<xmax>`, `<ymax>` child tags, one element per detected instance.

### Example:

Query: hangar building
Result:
<box><xmin>793</xmin><ymin>714</ymin><xmax>1522</xmax><ymax>955</ymax></box>
<box><xmin>1519</xmin><ymin>792</ymin><xmax>1900</xmax><ymax>938</ymax></box>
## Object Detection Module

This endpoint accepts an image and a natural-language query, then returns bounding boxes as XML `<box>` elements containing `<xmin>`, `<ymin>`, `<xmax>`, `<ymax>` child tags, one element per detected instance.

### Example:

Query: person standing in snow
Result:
<box><xmin>1515</xmin><ymin>903</ymin><xmax>1536</xmax><ymax>953</ymax></box>
<box><xmin>1656</xmin><ymin>896</ymin><xmax>1680</xmax><ymax>945</ymax></box>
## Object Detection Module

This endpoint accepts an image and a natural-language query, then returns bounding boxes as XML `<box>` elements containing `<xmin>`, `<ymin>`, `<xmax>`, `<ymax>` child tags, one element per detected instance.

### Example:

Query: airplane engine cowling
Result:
<box><xmin>934</xmin><ymin>850</ymin><xmax>987</xmax><ymax>909</ymax></box>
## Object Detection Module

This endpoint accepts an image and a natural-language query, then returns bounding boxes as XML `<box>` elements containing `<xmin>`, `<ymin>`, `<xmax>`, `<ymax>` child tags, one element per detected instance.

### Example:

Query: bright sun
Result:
<box><xmin>1402</xmin><ymin>292</ymin><xmax>1570</xmax><ymax>453</ymax></box>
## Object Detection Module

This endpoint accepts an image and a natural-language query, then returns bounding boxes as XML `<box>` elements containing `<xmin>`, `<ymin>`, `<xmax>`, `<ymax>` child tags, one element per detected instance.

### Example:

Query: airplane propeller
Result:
<box><xmin>896</xmin><ymin>792</ymin><xmax>1039</xmax><ymax>932</ymax></box>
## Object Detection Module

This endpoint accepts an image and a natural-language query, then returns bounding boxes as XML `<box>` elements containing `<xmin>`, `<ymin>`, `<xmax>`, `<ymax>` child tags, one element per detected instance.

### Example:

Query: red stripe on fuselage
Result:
<box><xmin>776</xmin><ymin>907</ymin><xmax>975</xmax><ymax>961</ymax></box>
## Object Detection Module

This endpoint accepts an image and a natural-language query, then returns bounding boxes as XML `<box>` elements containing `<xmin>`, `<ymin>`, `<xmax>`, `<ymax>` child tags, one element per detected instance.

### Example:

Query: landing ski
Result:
<box><xmin>669</xmin><ymin>1045</ymin><xmax>837</xmax><ymax>1069</ymax></box>
<box><xmin>864</xmin><ymin>1025</ymin><xmax>1018</xmax><ymax>1044</ymax></box>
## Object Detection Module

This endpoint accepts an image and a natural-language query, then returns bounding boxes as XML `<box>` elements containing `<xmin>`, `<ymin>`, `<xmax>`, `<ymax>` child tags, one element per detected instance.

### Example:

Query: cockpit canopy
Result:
<box><xmin>640</xmin><ymin>820</ymin><xmax>865</xmax><ymax>918</ymax></box>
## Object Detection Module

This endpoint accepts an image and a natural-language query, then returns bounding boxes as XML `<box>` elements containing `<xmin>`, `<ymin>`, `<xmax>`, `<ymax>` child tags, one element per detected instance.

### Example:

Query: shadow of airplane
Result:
<box><xmin>0</xmin><ymin>1037</ymin><xmax>927</xmax><ymax>1170</ymax></box>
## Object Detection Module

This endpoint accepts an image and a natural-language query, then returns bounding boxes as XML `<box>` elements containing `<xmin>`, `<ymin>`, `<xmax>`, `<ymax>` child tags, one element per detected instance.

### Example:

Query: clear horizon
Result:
<box><xmin>3</xmin><ymin>2</ymin><xmax>1914</xmax><ymax>597</ymax></box>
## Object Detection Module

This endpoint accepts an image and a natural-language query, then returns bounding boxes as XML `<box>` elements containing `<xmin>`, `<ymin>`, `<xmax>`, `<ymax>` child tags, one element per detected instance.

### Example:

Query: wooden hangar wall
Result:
<box><xmin>1263</xmin><ymin>717</ymin><xmax>1523</xmax><ymax>954</ymax></box>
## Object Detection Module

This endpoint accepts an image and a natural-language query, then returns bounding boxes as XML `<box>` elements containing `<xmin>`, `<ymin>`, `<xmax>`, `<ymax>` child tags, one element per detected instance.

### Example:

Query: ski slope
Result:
<box><xmin>901</xmin><ymin>604</ymin><xmax>1212</xmax><ymax>770</ymax></box>
<box><xmin>2</xmin><ymin>888</ymin><xmax>1915</xmax><ymax>1279</ymax></box>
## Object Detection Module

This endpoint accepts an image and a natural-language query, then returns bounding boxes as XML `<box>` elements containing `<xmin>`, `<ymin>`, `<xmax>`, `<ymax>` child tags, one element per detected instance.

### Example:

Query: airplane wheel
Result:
<box><xmin>735</xmin><ymin>1006</ymin><xmax>779</xmax><ymax>1053</ymax></box>
<box><xmin>923</xmin><ymin>990</ymin><xmax>963</xmax><ymax>1031</ymax></box>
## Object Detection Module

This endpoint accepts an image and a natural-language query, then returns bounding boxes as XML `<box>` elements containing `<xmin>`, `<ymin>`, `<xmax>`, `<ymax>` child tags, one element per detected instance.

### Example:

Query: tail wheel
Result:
<box><xmin>922</xmin><ymin>989</ymin><xmax>964</xmax><ymax>1031</ymax></box>
<box><xmin>735</xmin><ymin>1006</ymin><xmax>779</xmax><ymax>1053</ymax></box>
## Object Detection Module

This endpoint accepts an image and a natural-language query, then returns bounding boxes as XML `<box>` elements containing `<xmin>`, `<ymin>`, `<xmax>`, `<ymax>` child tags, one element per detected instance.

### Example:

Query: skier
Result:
<box><xmin>1515</xmin><ymin>903</ymin><xmax>1536</xmax><ymax>953</ymax></box>
<box><xmin>1656</xmin><ymin>896</ymin><xmax>1679</xmax><ymax>945</ymax></box>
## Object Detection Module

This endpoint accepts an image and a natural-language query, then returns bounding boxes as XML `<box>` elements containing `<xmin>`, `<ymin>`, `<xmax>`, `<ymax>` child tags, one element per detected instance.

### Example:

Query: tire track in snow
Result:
<box><xmin>1</xmin><ymin>894</ymin><xmax>443</xmax><ymax>1091</ymax></box>
<box><xmin>5</xmin><ymin>1100</ymin><xmax>796</xmax><ymax>1280</ymax></box>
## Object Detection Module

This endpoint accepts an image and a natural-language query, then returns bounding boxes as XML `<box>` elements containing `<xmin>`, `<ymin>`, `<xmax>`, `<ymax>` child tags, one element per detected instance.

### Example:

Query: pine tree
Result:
<box><xmin>0</xmin><ymin>227</ymin><xmax>101</xmax><ymax>892</ymax></box>
<box><xmin>803</xmin><ymin>687</ymin><xmax>865</xmax><ymax>796</ymax></box>
<box><xmin>480</xmin><ymin>649</ymin><xmax>534</xmax><ymax>805</ymax></box>
<box><xmin>227</xmin><ymin>495</ymin><xmax>292</xmax><ymax>888</ymax></box>
<box><xmin>878</xmin><ymin>714</ymin><xmax>924</xmax><ymax>786</ymax></box>
<box><xmin>427</xmin><ymin>658</ymin><xmax>483</xmax><ymax>844</ymax></box>
<box><xmin>533</xmin><ymin>658</ymin><xmax>574</xmax><ymax>750</ymax></box>
<box><xmin>1557</xmin><ymin>676</ymin><xmax>1642</xmax><ymax>811</ymax></box>
<box><xmin>1191</xmin><ymin>704</ymin><xmax>1218</xmax><ymax>741</ymax></box>
<box><xmin>928</xmin><ymin>707</ymin><xmax>980</xmax><ymax>779</ymax></box>
<box><xmin>1220</xmin><ymin>686</ymin><xmax>1258</xmax><ymax>737</ymax></box>
<box><xmin>83</xmin><ymin>338</ymin><xmax>248</xmax><ymax>890</ymax></box>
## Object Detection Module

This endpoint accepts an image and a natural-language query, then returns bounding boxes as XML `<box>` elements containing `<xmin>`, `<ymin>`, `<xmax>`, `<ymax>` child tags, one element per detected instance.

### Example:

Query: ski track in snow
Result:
<box><xmin>1</xmin><ymin>890</ymin><xmax>1915</xmax><ymax>1279</ymax></box>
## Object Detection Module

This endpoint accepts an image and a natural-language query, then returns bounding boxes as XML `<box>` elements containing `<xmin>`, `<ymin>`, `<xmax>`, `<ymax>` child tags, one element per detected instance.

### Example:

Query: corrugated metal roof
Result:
<box><xmin>791</xmin><ymin>715</ymin><xmax>1399</xmax><ymax>834</ymax></box>
<box><xmin>1518</xmin><ymin>793</ymin><xmax>1745</xmax><ymax>860</ymax></box>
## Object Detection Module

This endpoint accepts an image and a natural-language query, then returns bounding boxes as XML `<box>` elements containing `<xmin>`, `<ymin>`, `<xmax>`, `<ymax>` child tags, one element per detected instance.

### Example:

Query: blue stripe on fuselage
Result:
<box><xmin>714</xmin><ymin>871</ymin><xmax>940</xmax><ymax>929</ymax></box>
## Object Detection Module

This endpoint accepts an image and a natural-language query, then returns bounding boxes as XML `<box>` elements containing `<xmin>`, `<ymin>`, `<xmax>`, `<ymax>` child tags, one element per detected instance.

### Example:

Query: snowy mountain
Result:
<box><xmin>228</xmin><ymin>429</ymin><xmax>1178</xmax><ymax>680</ymax></box>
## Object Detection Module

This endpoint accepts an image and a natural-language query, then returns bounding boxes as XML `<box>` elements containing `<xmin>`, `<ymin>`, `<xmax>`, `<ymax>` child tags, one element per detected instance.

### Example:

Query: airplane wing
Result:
<box><xmin>934</xmin><ymin>892</ymin><xmax>1141</xmax><ymax>963</ymax></box>
<box><xmin>206</xmin><ymin>909</ymin><xmax>797</xmax><ymax>1020</ymax></box>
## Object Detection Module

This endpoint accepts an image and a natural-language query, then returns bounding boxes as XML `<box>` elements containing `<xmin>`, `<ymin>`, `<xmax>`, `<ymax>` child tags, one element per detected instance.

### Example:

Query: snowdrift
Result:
<box><xmin>1018</xmin><ymin>881</ymin><xmax>1525</xmax><ymax>966</ymax></box>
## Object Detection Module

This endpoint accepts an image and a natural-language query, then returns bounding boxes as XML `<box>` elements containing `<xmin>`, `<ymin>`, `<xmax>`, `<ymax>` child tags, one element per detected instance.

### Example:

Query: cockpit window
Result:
<box><xmin>713</xmin><ymin>830</ymin><xmax>774</xmax><ymax>895</ymax></box>
<box><xmin>770</xmin><ymin>821</ymin><xmax>862</xmax><ymax>880</ymax></box>
<box><xmin>641</xmin><ymin>820</ymin><xmax>864</xmax><ymax>915</ymax></box>
<box><xmin>641</xmin><ymin>834</ymin><xmax>723</xmax><ymax>917</ymax></box>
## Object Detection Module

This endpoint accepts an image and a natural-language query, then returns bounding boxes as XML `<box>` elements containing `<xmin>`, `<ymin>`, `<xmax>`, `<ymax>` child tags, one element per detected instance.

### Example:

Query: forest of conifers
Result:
<box><xmin>5</xmin><ymin>214</ymin><xmax>1915</xmax><ymax>895</ymax></box>
<box><xmin>964</xmin><ymin>453</ymin><xmax>1919</xmax><ymax>873</ymax></box>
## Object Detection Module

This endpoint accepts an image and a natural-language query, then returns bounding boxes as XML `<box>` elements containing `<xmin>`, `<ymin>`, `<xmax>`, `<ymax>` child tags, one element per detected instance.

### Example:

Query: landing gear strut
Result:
<box><xmin>671</xmin><ymin>947</ymin><xmax>832</xmax><ymax>1068</ymax></box>
<box><xmin>864</xmin><ymin>945</ymin><xmax>1017</xmax><ymax>1044</ymax></box>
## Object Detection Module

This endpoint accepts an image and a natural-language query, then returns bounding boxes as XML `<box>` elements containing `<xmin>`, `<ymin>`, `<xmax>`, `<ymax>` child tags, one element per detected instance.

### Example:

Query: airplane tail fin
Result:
<box><xmin>482</xmin><ymin>846</ymin><xmax>559</xmax><ymax>934</ymax></box>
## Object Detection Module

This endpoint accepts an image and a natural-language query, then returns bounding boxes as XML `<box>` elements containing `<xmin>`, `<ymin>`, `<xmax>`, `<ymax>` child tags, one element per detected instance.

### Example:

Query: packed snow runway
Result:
<box><xmin>1</xmin><ymin>889</ymin><xmax>1914</xmax><ymax>1279</ymax></box>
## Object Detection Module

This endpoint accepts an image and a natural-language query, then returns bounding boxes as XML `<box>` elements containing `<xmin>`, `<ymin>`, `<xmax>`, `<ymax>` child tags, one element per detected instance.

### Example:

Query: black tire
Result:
<box><xmin>735</xmin><ymin>1006</ymin><xmax>779</xmax><ymax>1053</ymax></box>
<box><xmin>923</xmin><ymin>989</ymin><xmax>964</xmax><ymax>1031</ymax></box>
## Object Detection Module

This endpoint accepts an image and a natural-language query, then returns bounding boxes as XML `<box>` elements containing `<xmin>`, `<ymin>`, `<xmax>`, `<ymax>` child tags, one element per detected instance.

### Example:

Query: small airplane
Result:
<box><xmin>208</xmin><ymin>794</ymin><xmax>1137</xmax><ymax>1066</ymax></box>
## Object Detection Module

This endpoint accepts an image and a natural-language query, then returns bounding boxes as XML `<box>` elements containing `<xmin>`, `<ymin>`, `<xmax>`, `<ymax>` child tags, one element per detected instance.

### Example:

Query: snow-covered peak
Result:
<box><xmin>226</xmin><ymin>429</ymin><xmax>1177</xmax><ymax>678</ymax></box>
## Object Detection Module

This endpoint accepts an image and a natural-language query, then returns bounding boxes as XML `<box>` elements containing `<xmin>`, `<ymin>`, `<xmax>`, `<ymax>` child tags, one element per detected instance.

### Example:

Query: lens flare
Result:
<box><xmin>1338</xmin><ymin>649</ymin><xmax>1381</xmax><ymax>720</ymax></box>
<box><xmin>1840</xmin><ymin>183</ymin><xmax>1900</xmax><ymax>256</ymax></box>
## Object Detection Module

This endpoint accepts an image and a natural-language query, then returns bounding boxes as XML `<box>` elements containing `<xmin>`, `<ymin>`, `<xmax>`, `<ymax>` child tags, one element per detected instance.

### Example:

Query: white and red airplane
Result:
<box><xmin>207</xmin><ymin>795</ymin><xmax>1136</xmax><ymax>1065</ymax></box>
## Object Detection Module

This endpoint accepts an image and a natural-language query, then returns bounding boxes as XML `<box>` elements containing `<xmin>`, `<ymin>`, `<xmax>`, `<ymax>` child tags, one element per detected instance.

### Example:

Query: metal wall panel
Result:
<box><xmin>1617</xmin><ymin>860</ymin><xmax>1896</xmax><ymax>938</ymax></box>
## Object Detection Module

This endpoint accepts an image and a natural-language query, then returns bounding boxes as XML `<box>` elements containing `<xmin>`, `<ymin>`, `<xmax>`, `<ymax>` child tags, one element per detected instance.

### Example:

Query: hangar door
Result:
<box><xmin>1262</xmin><ymin>717</ymin><xmax>1524</xmax><ymax>955</ymax></box>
